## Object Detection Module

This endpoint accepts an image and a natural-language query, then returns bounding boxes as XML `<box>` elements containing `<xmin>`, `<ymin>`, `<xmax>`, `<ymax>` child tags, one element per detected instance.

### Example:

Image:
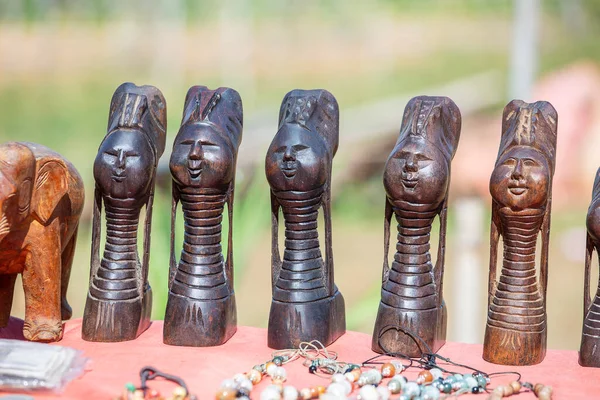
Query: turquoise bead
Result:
<box><xmin>444</xmin><ymin>376</ymin><xmax>456</xmax><ymax>385</ymax></box>
<box><xmin>443</xmin><ymin>383</ymin><xmax>452</xmax><ymax>393</ymax></box>
<box><xmin>476</xmin><ymin>375</ymin><xmax>487</xmax><ymax>388</ymax></box>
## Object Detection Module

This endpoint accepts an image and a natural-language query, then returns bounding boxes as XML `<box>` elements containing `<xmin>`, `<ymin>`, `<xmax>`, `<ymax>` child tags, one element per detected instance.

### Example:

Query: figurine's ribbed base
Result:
<box><xmin>163</xmin><ymin>292</ymin><xmax>237</xmax><ymax>347</ymax></box>
<box><xmin>483</xmin><ymin>325</ymin><xmax>546</xmax><ymax>365</ymax></box>
<box><xmin>372</xmin><ymin>301</ymin><xmax>447</xmax><ymax>357</ymax></box>
<box><xmin>81</xmin><ymin>288</ymin><xmax>152</xmax><ymax>342</ymax></box>
<box><xmin>268</xmin><ymin>290</ymin><xmax>345</xmax><ymax>349</ymax></box>
<box><xmin>579</xmin><ymin>335</ymin><xmax>600</xmax><ymax>367</ymax></box>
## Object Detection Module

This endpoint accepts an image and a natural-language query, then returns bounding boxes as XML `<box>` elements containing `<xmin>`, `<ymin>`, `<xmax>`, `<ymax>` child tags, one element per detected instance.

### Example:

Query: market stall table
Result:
<box><xmin>0</xmin><ymin>318</ymin><xmax>598</xmax><ymax>399</ymax></box>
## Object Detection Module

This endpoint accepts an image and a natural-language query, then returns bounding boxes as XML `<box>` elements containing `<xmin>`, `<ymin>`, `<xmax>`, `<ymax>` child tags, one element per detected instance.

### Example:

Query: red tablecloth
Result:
<box><xmin>0</xmin><ymin>318</ymin><xmax>599</xmax><ymax>399</ymax></box>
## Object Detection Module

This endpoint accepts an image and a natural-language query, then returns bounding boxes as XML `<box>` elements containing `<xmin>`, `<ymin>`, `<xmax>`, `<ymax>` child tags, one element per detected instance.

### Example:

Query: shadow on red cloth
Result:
<box><xmin>0</xmin><ymin>317</ymin><xmax>26</xmax><ymax>340</ymax></box>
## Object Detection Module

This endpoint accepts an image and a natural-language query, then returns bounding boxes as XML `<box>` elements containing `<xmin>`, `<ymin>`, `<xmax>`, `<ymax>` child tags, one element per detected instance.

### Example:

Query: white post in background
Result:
<box><xmin>509</xmin><ymin>0</ymin><xmax>540</xmax><ymax>101</ymax></box>
<box><xmin>451</xmin><ymin>197</ymin><xmax>485</xmax><ymax>344</ymax></box>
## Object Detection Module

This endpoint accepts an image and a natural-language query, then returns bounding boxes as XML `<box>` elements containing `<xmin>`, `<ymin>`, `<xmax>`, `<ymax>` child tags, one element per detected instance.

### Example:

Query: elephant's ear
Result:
<box><xmin>32</xmin><ymin>160</ymin><xmax>68</xmax><ymax>225</ymax></box>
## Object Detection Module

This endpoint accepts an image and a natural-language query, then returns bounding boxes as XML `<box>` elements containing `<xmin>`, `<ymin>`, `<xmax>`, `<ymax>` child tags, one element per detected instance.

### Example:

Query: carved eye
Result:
<box><xmin>523</xmin><ymin>158</ymin><xmax>537</xmax><ymax>167</ymax></box>
<box><xmin>125</xmin><ymin>151</ymin><xmax>139</xmax><ymax>158</ymax></box>
<box><xmin>415</xmin><ymin>153</ymin><xmax>432</xmax><ymax>162</ymax></box>
<box><xmin>292</xmin><ymin>144</ymin><xmax>309</xmax><ymax>152</ymax></box>
<box><xmin>180</xmin><ymin>139</ymin><xmax>194</xmax><ymax>145</ymax></box>
<box><xmin>503</xmin><ymin>157</ymin><xmax>516</xmax><ymax>166</ymax></box>
<box><xmin>104</xmin><ymin>150</ymin><xmax>118</xmax><ymax>158</ymax></box>
<box><xmin>274</xmin><ymin>146</ymin><xmax>287</xmax><ymax>154</ymax></box>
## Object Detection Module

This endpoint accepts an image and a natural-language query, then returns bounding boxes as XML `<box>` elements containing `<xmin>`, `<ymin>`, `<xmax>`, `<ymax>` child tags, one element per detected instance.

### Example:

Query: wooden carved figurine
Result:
<box><xmin>483</xmin><ymin>100</ymin><xmax>557</xmax><ymax>365</ymax></box>
<box><xmin>372</xmin><ymin>96</ymin><xmax>461</xmax><ymax>356</ymax></box>
<box><xmin>163</xmin><ymin>86</ymin><xmax>242</xmax><ymax>347</ymax></box>
<box><xmin>266</xmin><ymin>89</ymin><xmax>345</xmax><ymax>349</ymax></box>
<box><xmin>580</xmin><ymin>168</ymin><xmax>600</xmax><ymax>367</ymax></box>
<box><xmin>0</xmin><ymin>142</ymin><xmax>84</xmax><ymax>342</ymax></box>
<box><xmin>82</xmin><ymin>83</ymin><xmax>166</xmax><ymax>342</ymax></box>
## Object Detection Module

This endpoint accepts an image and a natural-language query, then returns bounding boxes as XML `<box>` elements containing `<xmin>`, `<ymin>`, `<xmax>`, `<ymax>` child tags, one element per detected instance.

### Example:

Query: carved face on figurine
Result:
<box><xmin>490</xmin><ymin>146</ymin><xmax>550</xmax><ymax>211</ymax></box>
<box><xmin>94</xmin><ymin>130</ymin><xmax>155</xmax><ymax>200</ymax></box>
<box><xmin>170</xmin><ymin>123</ymin><xmax>234</xmax><ymax>190</ymax></box>
<box><xmin>383</xmin><ymin>137</ymin><xmax>449</xmax><ymax>206</ymax></box>
<box><xmin>266</xmin><ymin>124</ymin><xmax>329</xmax><ymax>192</ymax></box>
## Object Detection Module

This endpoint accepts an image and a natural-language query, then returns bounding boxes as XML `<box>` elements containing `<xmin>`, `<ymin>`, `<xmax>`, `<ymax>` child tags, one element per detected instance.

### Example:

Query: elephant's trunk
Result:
<box><xmin>89</xmin><ymin>203</ymin><xmax>140</xmax><ymax>301</ymax></box>
<box><xmin>272</xmin><ymin>186</ymin><xmax>328</xmax><ymax>303</ymax></box>
<box><xmin>169</xmin><ymin>188</ymin><xmax>229</xmax><ymax>300</ymax></box>
<box><xmin>380</xmin><ymin>201</ymin><xmax>438</xmax><ymax>310</ymax></box>
<box><xmin>487</xmin><ymin>207</ymin><xmax>545</xmax><ymax>331</ymax></box>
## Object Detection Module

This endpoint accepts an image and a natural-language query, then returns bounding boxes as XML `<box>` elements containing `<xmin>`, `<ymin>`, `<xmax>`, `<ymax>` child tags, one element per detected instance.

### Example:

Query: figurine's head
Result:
<box><xmin>95</xmin><ymin>83</ymin><xmax>167</xmax><ymax>202</ymax></box>
<box><xmin>490</xmin><ymin>100</ymin><xmax>557</xmax><ymax>211</ymax></box>
<box><xmin>384</xmin><ymin>96</ymin><xmax>461</xmax><ymax>206</ymax></box>
<box><xmin>587</xmin><ymin>168</ymin><xmax>600</xmax><ymax>243</ymax></box>
<box><xmin>170</xmin><ymin>87</ymin><xmax>243</xmax><ymax>191</ymax></box>
<box><xmin>266</xmin><ymin>89</ymin><xmax>338</xmax><ymax>192</ymax></box>
<box><xmin>94</xmin><ymin>130</ymin><xmax>155</xmax><ymax>200</ymax></box>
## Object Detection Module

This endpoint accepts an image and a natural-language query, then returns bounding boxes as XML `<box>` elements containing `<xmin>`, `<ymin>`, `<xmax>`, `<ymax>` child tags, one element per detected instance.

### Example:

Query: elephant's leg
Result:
<box><xmin>22</xmin><ymin>229</ymin><xmax>63</xmax><ymax>342</ymax></box>
<box><xmin>60</xmin><ymin>225</ymin><xmax>78</xmax><ymax>320</ymax></box>
<box><xmin>0</xmin><ymin>274</ymin><xmax>17</xmax><ymax>327</ymax></box>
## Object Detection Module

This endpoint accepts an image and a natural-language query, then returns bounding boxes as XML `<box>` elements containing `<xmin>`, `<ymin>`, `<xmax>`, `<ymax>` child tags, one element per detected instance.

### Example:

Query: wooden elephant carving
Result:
<box><xmin>0</xmin><ymin>142</ymin><xmax>84</xmax><ymax>342</ymax></box>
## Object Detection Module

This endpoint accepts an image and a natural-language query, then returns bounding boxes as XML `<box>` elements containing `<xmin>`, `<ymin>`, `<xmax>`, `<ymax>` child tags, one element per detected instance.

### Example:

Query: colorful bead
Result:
<box><xmin>476</xmin><ymin>375</ymin><xmax>487</xmax><ymax>388</ymax></box>
<box><xmin>387</xmin><ymin>379</ymin><xmax>401</xmax><ymax>394</ymax></box>
<box><xmin>417</xmin><ymin>370</ymin><xmax>433</xmax><ymax>384</ymax></box>
<box><xmin>442</xmin><ymin>382</ymin><xmax>452</xmax><ymax>393</ymax></box>
<box><xmin>125</xmin><ymin>383</ymin><xmax>136</xmax><ymax>392</ymax></box>
<box><xmin>265</xmin><ymin>362</ymin><xmax>277</xmax><ymax>376</ymax></box>
<box><xmin>391</xmin><ymin>361</ymin><xmax>405</xmax><ymax>374</ymax></box>
<box><xmin>215</xmin><ymin>388</ymin><xmax>236</xmax><ymax>400</ymax></box>
<box><xmin>272</xmin><ymin>366</ymin><xmax>287</xmax><ymax>384</ymax></box>
<box><xmin>381</xmin><ymin>362</ymin><xmax>396</xmax><ymax>377</ymax></box>
<box><xmin>273</xmin><ymin>356</ymin><xmax>284</xmax><ymax>366</ymax></box>
<box><xmin>248</xmin><ymin>369</ymin><xmax>262</xmax><ymax>385</ymax></box>
<box><xmin>510</xmin><ymin>381</ymin><xmax>521</xmax><ymax>392</ymax></box>
<box><xmin>422</xmin><ymin>385</ymin><xmax>440</xmax><ymax>400</ymax></box>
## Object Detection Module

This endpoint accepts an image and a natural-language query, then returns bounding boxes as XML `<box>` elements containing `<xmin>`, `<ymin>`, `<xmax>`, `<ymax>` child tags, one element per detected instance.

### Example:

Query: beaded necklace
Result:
<box><xmin>214</xmin><ymin>340</ymin><xmax>553</xmax><ymax>400</ymax></box>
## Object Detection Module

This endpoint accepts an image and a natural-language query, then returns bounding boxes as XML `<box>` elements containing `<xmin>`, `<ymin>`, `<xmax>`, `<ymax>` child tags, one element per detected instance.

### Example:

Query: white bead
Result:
<box><xmin>282</xmin><ymin>385</ymin><xmax>298</xmax><ymax>400</ymax></box>
<box><xmin>320</xmin><ymin>394</ymin><xmax>346</xmax><ymax>400</ymax></box>
<box><xmin>371</xmin><ymin>369</ymin><xmax>382</xmax><ymax>385</ymax></box>
<box><xmin>429</xmin><ymin>368</ymin><xmax>443</xmax><ymax>380</ymax></box>
<box><xmin>465</xmin><ymin>376</ymin><xmax>478</xmax><ymax>389</ymax></box>
<box><xmin>233</xmin><ymin>373</ymin><xmax>247</xmax><ymax>382</ymax></box>
<box><xmin>377</xmin><ymin>386</ymin><xmax>391</xmax><ymax>400</ymax></box>
<box><xmin>273</xmin><ymin>366</ymin><xmax>287</xmax><ymax>381</ymax></box>
<box><xmin>327</xmin><ymin>382</ymin><xmax>347</xmax><ymax>397</ymax></box>
<box><xmin>220</xmin><ymin>379</ymin><xmax>237</xmax><ymax>389</ymax></box>
<box><xmin>238</xmin><ymin>377</ymin><xmax>253</xmax><ymax>391</ymax></box>
<box><xmin>341</xmin><ymin>380</ymin><xmax>352</xmax><ymax>395</ymax></box>
<box><xmin>266</xmin><ymin>364</ymin><xmax>278</xmax><ymax>376</ymax></box>
<box><xmin>260</xmin><ymin>386</ymin><xmax>281</xmax><ymax>400</ymax></box>
<box><xmin>391</xmin><ymin>361</ymin><xmax>404</xmax><ymax>374</ymax></box>
<box><xmin>331</xmin><ymin>373</ymin><xmax>346</xmax><ymax>383</ymax></box>
<box><xmin>357</xmin><ymin>385</ymin><xmax>379</xmax><ymax>400</ymax></box>
<box><xmin>403</xmin><ymin>382</ymin><xmax>420</xmax><ymax>398</ymax></box>
<box><xmin>422</xmin><ymin>385</ymin><xmax>440</xmax><ymax>400</ymax></box>
<box><xmin>344</xmin><ymin>372</ymin><xmax>356</xmax><ymax>382</ymax></box>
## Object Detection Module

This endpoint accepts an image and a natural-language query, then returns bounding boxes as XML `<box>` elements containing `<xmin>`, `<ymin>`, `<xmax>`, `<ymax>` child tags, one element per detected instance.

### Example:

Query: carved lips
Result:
<box><xmin>508</xmin><ymin>181</ymin><xmax>528</xmax><ymax>195</ymax></box>
<box><xmin>401</xmin><ymin>173</ymin><xmax>418</xmax><ymax>189</ymax></box>
<box><xmin>188</xmin><ymin>159</ymin><xmax>203</xmax><ymax>179</ymax></box>
<box><xmin>112</xmin><ymin>173</ymin><xmax>125</xmax><ymax>183</ymax></box>
<box><xmin>281</xmin><ymin>161</ymin><xmax>297</xmax><ymax>178</ymax></box>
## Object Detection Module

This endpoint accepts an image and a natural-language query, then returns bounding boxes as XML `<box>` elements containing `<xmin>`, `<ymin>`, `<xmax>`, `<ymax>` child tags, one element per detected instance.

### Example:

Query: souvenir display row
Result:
<box><xmin>0</xmin><ymin>82</ymin><xmax>597</xmax><ymax>372</ymax></box>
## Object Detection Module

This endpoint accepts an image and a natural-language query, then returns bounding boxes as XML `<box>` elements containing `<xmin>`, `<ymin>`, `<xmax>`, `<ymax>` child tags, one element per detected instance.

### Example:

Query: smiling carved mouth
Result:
<box><xmin>112</xmin><ymin>174</ymin><xmax>125</xmax><ymax>183</ymax></box>
<box><xmin>188</xmin><ymin>160</ymin><xmax>203</xmax><ymax>178</ymax></box>
<box><xmin>509</xmin><ymin>186</ymin><xmax>527</xmax><ymax>195</ymax></box>
<box><xmin>281</xmin><ymin>161</ymin><xmax>297</xmax><ymax>178</ymax></box>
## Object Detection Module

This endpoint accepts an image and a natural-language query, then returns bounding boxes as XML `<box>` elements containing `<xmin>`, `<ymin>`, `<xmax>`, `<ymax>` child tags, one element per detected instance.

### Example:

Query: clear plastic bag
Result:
<box><xmin>0</xmin><ymin>339</ymin><xmax>87</xmax><ymax>392</ymax></box>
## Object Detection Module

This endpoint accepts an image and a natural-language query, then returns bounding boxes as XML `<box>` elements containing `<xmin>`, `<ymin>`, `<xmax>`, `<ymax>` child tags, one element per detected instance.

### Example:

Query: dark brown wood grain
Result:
<box><xmin>265</xmin><ymin>89</ymin><xmax>345</xmax><ymax>349</ymax></box>
<box><xmin>371</xmin><ymin>96</ymin><xmax>461</xmax><ymax>357</ymax></box>
<box><xmin>580</xmin><ymin>168</ymin><xmax>600</xmax><ymax>367</ymax></box>
<box><xmin>163</xmin><ymin>86</ymin><xmax>242</xmax><ymax>347</ymax></box>
<box><xmin>0</xmin><ymin>142</ymin><xmax>84</xmax><ymax>342</ymax></box>
<box><xmin>483</xmin><ymin>100</ymin><xmax>557</xmax><ymax>366</ymax></box>
<box><xmin>82</xmin><ymin>83</ymin><xmax>166</xmax><ymax>342</ymax></box>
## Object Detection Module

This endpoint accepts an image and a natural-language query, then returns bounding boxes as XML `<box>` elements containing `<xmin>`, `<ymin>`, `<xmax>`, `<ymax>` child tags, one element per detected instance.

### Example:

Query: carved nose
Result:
<box><xmin>283</xmin><ymin>147</ymin><xmax>295</xmax><ymax>161</ymax></box>
<box><xmin>512</xmin><ymin>159</ymin><xmax>523</xmax><ymax>180</ymax></box>
<box><xmin>189</xmin><ymin>141</ymin><xmax>203</xmax><ymax>160</ymax></box>
<box><xmin>116</xmin><ymin>149</ymin><xmax>126</xmax><ymax>168</ymax></box>
<box><xmin>404</xmin><ymin>156</ymin><xmax>417</xmax><ymax>172</ymax></box>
